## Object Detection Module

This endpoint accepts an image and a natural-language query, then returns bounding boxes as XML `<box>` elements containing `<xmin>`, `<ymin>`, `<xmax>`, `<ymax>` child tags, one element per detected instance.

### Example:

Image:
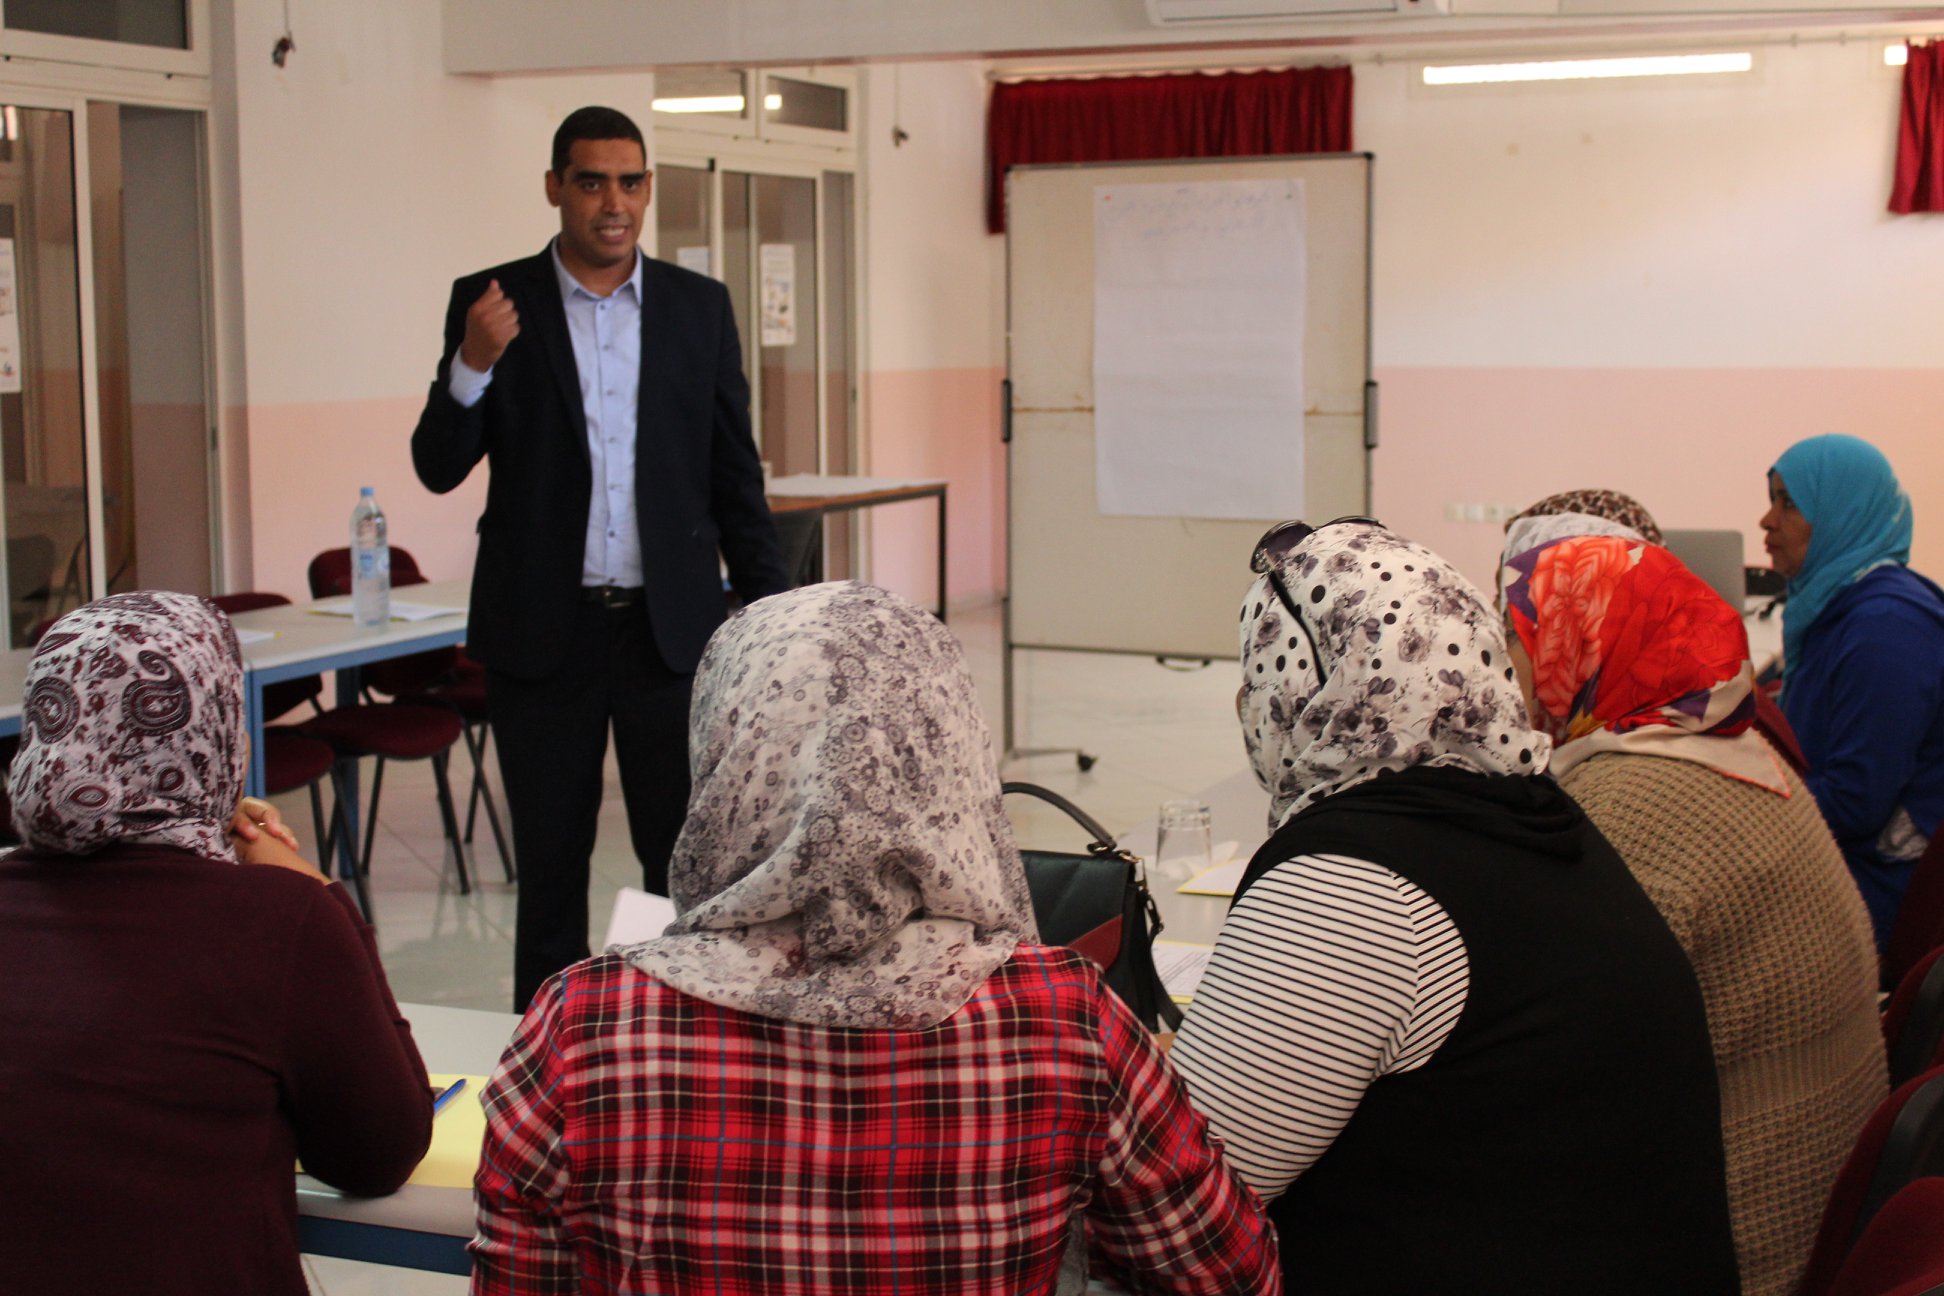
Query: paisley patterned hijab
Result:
<box><xmin>1503</xmin><ymin>535</ymin><xmax>1784</xmax><ymax>793</ymax></box>
<box><xmin>10</xmin><ymin>592</ymin><xmax>247</xmax><ymax>861</ymax></box>
<box><xmin>624</xmin><ymin>582</ymin><xmax>1037</xmax><ymax>1031</ymax></box>
<box><xmin>1241</xmin><ymin>520</ymin><xmax>1551</xmax><ymax>831</ymax></box>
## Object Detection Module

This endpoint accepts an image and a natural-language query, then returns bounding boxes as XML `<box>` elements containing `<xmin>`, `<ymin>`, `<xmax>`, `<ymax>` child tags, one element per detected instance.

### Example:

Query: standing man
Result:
<box><xmin>413</xmin><ymin>106</ymin><xmax>789</xmax><ymax>1010</ymax></box>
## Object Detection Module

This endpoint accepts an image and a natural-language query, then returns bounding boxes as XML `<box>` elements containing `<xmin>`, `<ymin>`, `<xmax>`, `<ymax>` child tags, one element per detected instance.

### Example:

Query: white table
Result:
<box><xmin>0</xmin><ymin>581</ymin><xmax>473</xmax><ymax>782</ymax></box>
<box><xmin>228</xmin><ymin>578</ymin><xmax>472</xmax><ymax>796</ymax></box>
<box><xmin>296</xmin><ymin>1001</ymin><xmax>519</xmax><ymax>1275</ymax></box>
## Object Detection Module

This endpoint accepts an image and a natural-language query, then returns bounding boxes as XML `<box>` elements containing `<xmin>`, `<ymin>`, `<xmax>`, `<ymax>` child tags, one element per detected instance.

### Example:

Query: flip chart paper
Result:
<box><xmin>1093</xmin><ymin>179</ymin><xmax>1306</xmax><ymax>519</ymax></box>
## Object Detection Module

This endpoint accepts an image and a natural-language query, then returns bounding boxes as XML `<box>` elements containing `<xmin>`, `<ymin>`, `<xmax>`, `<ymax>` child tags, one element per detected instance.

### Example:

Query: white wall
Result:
<box><xmin>860</xmin><ymin>61</ymin><xmax>1004</xmax><ymax>375</ymax></box>
<box><xmin>1368</xmin><ymin>48</ymin><xmax>1934</xmax><ymax>368</ymax></box>
<box><xmin>1359</xmin><ymin>41</ymin><xmax>1944</xmax><ymax>584</ymax></box>
<box><xmin>855</xmin><ymin>60</ymin><xmax>1007</xmax><ymax>607</ymax></box>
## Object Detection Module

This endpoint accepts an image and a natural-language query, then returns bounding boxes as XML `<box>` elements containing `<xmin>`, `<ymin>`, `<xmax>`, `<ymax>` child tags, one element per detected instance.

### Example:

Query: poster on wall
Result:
<box><xmin>759</xmin><ymin>242</ymin><xmax>797</xmax><ymax>347</ymax></box>
<box><xmin>0</xmin><ymin>238</ymin><xmax>20</xmax><ymax>395</ymax></box>
<box><xmin>1093</xmin><ymin>178</ymin><xmax>1306</xmax><ymax>519</ymax></box>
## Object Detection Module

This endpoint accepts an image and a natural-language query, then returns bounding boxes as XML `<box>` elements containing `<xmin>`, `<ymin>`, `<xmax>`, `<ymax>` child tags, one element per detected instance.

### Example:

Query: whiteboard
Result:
<box><xmin>1007</xmin><ymin>155</ymin><xmax>1371</xmax><ymax>662</ymax></box>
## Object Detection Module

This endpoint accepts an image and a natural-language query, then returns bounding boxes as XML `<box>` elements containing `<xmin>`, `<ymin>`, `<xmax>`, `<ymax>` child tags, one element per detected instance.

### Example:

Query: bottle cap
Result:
<box><xmin>359</xmin><ymin>486</ymin><xmax>375</xmax><ymax>496</ymax></box>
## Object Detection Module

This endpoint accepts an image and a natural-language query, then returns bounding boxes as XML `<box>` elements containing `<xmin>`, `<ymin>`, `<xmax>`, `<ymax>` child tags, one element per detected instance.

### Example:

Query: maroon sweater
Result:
<box><xmin>0</xmin><ymin>844</ymin><xmax>432</xmax><ymax>1295</ymax></box>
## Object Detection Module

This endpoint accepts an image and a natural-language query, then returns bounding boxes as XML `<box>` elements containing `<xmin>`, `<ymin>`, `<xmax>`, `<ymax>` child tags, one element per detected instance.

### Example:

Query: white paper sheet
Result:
<box><xmin>759</xmin><ymin>242</ymin><xmax>797</xmax><ymax>346</ymax></box>
<box><xmin>0</xmin><ymin>238</ymin><xmax>21</xmax><ymax>395</ymax></box>
<box><xmin>234</xmin><ymin>628</ymin><xmax>275</xmax><ymax>646</ymax></box>
<box><xmin>1092</xmin><ymin>179</ymin><xmax>1306</xmax><ymax>519</ymax></box>
<box><xmin>603</xmin><ymin>887</ymin><xmax>677</xmax><ymax>950</ymax></box>
<box><xmin>1154</xmin><ymin>940</ymin><xmax>1217</xmax><ymax>1003</ymax></box>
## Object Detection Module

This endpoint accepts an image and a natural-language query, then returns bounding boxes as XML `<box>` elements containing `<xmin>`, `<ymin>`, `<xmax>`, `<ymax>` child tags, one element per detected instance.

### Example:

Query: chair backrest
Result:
<box><xmin>1801</xmin><ymin>1068</ymin><xmax>1944</xmax><ymax>1296</ymax></box>
<box><xmin>306</xmin><ymin>547</ymin><xmax>453</xmax><ymax>697</ymax></box>
<box><xmin>1753</xmin><ymin>689</ymin><xmax>1810</xmax><ymax>776</ymax></box>
<box><xmin>1886</xmin><ymin>948</ymin><xmax>1944</xmax><ymax>1088</ymax></box>
<box><xmin>1885</xmin><ymin>834</ymin><xmax>1944</xmax><ymax>992</ymax></box>
<box><xmin>1827</xmin><ymin>1176</ymin><xmax>1944</xmax><ymax>1296</ymax></box>
<box><xmin>308</xmin><ymin>546</ymin><xmax>428</xmax><ymax>598</ymax></box>
<box><xmin>209</xmin><ymin>592</ymin><xmax>323</xmax><ymax>721</ymax></box>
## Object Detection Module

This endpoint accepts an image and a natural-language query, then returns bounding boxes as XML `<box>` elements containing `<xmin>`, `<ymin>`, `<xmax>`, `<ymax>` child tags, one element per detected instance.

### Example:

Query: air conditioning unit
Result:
<box><xmin>1146</xmin><ymin>0</ymin><xmax>1451</xmax><ymax>21</ymax></box>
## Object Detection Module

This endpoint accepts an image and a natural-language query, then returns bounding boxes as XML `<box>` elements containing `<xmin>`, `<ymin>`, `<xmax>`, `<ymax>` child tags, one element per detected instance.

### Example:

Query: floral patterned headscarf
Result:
<box><xmin>1503</xmin><ymin>535</ymin><xmax>1784</xmax><ymax>792</ymax></box>
<box><xmin>9</xmin><ymin>592</ymin><xmax>247</xmax><ymax>860</ymax></box>
<box><xmin>1497</xmin><ymin>512</ymin><xmax>1648</xmax><ymax>605</ymax></box>
<box><xmin>1241</xmin><ymin>520</ymin><xmax>1550</xmax><ymax>831</ymax></box>
<box><xmin>624</xmin><ymin>582</ymin><xmax>1037</xmax><ymax>1031</ymax></box>
<box><xmin>1508</xmin><ymin>488</ymin><xmax>1663</xmax><ymax>546</ymax></box>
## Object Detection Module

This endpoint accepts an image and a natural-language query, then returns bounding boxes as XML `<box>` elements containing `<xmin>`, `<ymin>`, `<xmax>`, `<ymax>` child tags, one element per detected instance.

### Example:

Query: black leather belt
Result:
<box><xmin>580</xmin><ymin>585</ymin><xmax>643</xmax><ymax>608</ymax></box>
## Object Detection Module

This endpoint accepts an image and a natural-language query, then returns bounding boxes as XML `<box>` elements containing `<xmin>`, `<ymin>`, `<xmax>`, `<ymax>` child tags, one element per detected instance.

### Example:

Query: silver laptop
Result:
<box><xmin>1661</xmin><ymin>529</ymin><xmax>1748</xmax><ymax>609</ymax></box>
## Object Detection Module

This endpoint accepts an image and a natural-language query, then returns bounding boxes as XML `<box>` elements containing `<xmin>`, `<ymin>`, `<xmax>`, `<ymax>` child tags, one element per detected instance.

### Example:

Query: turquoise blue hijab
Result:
<box><xmin>1771</xmin><ymin>434</ymin><xmax>1912</xmax><ymax>679</ymax></box>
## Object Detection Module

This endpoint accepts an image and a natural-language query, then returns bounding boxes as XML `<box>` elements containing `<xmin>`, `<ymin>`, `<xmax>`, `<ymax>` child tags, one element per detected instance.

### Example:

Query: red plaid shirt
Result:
<box><xmin>472</xmin><ymin>944</ymin><xmax>1277</xmax><ymax>1295</ymax></box>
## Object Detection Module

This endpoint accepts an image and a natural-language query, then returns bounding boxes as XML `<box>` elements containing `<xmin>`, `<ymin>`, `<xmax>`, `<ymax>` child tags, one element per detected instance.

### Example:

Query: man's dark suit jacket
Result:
<box><xmin>411</xmin><ymin>247</ymin><xmax>788</xmax><ymax>680</ymax></box>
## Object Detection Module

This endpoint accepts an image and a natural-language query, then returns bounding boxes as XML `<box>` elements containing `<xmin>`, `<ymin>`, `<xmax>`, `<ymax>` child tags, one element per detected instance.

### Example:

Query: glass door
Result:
<box><xmin>0</xmin><ymin>104</ymin><xmax>91</xmax><ymax>645</ymax></box>
<box><xmin>729</xmin><ymin>170</ymin><xmax>819</xmax><ymax>480</ymax></box>
<box><xmin>659</xmin><ymin>156</ymin><xmax>857</xmax><ymax>578</ymax></box>
<box><xmin>87</xmin><ymin>101</ymin><xmax>213</xmax><ymax>597</ymax></box>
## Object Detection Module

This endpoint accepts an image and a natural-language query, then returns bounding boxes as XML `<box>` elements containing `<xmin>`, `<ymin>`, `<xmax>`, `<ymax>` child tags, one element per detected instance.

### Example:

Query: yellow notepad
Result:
<box><xmin>409</xmin><ymin>1072</ymin><xmax>491</xmax><ymax>1189</ymax></box>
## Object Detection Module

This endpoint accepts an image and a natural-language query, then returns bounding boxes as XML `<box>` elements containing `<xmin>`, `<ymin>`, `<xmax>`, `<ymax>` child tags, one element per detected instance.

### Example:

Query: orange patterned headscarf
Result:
<box><xmin>1503</xmin><ymin>536</ymin><xmax>1753</xmax><ymax>746</ymax></box>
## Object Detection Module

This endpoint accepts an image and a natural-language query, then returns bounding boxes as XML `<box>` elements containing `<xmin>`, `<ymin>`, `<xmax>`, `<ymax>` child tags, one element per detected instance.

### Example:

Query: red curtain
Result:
<box><xmin>986</xmin><ymin>67</ymin><xmax>1353</xmax><ymax>234</ymax></box>
<box><xmin>1891</xmin><ymin>41</ymin><xmax>1944</xmax><ymax>214</ymax></box>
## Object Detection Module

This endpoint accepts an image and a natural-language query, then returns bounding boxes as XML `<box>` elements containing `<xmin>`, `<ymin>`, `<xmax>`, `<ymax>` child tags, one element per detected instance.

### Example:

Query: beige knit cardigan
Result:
<box><xmin>1561</xmin><ymin>752</ymin><xmax>1886</xmax><ymax>1296</ymax></box>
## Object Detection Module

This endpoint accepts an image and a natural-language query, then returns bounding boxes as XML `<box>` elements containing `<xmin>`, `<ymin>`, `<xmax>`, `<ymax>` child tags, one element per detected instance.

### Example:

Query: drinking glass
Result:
<box><xmin>1155</xmin><ymin>800</ymin><xmax>1214</xmax><ymax>883</ymax></box>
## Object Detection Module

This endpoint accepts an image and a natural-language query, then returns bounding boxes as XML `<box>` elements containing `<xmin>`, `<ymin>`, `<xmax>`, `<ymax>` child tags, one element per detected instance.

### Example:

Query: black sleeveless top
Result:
<box><xmin>1234</xmin><ymin>766</ymin><xmax>1740</xmax><ymax>1295</ymax></box>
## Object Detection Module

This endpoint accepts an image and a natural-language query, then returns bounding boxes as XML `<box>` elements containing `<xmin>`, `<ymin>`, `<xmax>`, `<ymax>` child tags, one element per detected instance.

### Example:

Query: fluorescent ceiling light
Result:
<box><xmin>652</xmin><ymin>93</ymin><xmax>784</xmax><ymax>114</ymax></box>
<box><xmin>1886</xmin><ymin>44</ymin><xmax>1909</xmax><ymax>66</ymax></box>
<box><xmin>1423</xmin><ymin>51</ymin><xmax>1753</xmax><ymax>85</ymax></box>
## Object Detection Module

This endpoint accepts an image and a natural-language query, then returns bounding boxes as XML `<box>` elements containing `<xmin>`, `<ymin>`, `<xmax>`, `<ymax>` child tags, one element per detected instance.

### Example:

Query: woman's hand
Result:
<box><xmin>229</xmin><ymin>823</ymin><xmax>328</xmax><ymax>881</ymax></box>
<box><xmin>229</xmin><ymin>796</ymin><xmax>324</xmax><ymax>881</ymax></box>
<box><xmin>231</xmin><ymin>796</ymin><xmax>301</xmax><ymax>851</ymax></box>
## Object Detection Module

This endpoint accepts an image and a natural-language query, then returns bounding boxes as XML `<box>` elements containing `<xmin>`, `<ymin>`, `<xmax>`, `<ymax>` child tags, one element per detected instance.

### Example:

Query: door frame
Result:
<box><xmin>654</xmin><ymin>146</ymin><xmax>859</xmax><ymax>484</ymax></box>
<box><xmin>0</xmin><ymin>82</ymin><xmax>221</xmax><ymax>611</ymax></box>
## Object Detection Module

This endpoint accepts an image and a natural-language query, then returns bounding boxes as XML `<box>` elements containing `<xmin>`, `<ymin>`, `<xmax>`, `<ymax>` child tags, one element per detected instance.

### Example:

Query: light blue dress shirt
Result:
<box><xmin>448</xmin><ymin>240</ymin><xmax>645</xmax><ymax>588</ymax></box>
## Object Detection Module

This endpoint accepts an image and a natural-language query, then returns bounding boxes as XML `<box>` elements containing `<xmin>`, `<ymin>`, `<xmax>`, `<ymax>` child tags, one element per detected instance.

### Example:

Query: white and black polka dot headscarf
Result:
<box><xmin>1240</xmin><ymin>520</ymin><xmax>1551</xmax><ymax>831</ymax></box>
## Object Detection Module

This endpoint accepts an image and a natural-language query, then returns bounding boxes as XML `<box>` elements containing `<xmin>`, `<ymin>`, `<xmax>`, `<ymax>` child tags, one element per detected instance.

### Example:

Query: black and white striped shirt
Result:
<box><xmin>1169</xmin><ymin>853</ymin><xmax>1470</xmax><ymax>1200</ymax></box>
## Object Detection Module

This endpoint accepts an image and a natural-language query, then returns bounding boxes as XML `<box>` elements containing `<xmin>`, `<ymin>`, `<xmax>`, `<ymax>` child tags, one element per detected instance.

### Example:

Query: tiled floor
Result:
<box><xmin>289</xmin><ymin>597</ymin><xmax>1254</xmax><ymax>1294</ymax></box>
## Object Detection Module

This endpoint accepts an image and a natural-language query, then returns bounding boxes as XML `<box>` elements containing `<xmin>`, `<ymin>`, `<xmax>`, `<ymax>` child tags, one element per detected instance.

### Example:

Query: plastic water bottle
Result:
<box><xmin>350</xmin><ymin>486</ymin><xmax>391</xmax><ymax>630</ymax></box>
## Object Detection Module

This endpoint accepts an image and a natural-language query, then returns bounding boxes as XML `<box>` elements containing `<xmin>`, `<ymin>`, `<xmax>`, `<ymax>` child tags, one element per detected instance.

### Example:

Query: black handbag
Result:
<box><xmin>1003</xmin><ymin>781</ymin><xmax>1184</xmax><ymax>1032</ymax></box>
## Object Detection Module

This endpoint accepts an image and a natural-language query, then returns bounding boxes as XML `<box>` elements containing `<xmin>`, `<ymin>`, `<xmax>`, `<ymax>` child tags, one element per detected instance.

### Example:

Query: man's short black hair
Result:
<box><xmin>551</xmin><ymin>106</ymin><xmax>645</xmax><ymax>176</ymax></box>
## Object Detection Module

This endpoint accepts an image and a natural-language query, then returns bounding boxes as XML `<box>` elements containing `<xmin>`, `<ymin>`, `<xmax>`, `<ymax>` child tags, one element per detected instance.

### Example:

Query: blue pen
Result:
<box><xmin>431</xmin><ymin>1077</ymin><xmax>468</xmax><ymax>1113</ymax></box>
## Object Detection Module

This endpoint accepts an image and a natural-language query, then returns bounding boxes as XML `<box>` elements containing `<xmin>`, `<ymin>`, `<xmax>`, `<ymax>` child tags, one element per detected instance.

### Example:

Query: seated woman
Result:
<box><xmin>1764</xmin><ymin>433</ymin><xmax>1944</xmax><ymax>947</ymax></box>
<box><xmin>471</xmin><ymin>582</ymin><xmax>1277</xmax><ymax>1295</ymax></box>
<box><xmin>1503</xmin><ymin>532</ymin><xmax>1885</xmax><ymax>1296</ymax></box>
<box><xmin>0</xmin><ymin>592</ymin><xmax>432</xmax><ymax>1296</ymax></box>
<box><xmin>1169</xmin><ymin>519</ymin><xmax>1738</xmax><ymax>1295</ymax></box>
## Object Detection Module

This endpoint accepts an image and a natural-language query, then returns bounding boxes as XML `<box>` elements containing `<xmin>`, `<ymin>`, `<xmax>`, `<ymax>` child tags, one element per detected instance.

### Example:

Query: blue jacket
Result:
<box><xmin>1783</xmin><ymin>564</ymin><xmax>1944</xmax><ymax>947</ymax></box>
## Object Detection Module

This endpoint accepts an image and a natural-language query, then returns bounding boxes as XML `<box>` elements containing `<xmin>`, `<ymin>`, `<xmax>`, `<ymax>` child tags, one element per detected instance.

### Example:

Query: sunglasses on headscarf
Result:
<box><xmin>1249</xmin><ymin>516</ymin><xmax>1383</xmax><ymax>685</ymax></box>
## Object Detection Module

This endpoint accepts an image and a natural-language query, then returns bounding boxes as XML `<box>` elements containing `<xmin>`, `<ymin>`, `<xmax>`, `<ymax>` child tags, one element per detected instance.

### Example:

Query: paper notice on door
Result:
<box><xmin>0</xmin><ymin>238</ymin><xmax>21</xmax><ymax>395</ymax></box>
<box><xmin>675</xmin><ymin>245</ymin><xmax>712</xmax><ymax>277</ymax></box>
<box><xmin>759</xmin><ymin>242</ymin><xmax>796</xmax><ymax>346</ymax></box>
